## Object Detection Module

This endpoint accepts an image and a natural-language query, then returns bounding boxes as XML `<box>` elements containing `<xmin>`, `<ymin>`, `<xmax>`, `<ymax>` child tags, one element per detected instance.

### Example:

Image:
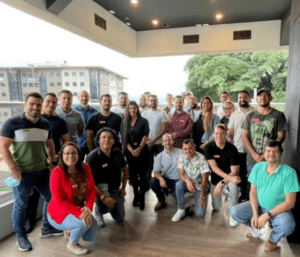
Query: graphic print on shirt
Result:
<box><xmin>250</xmin><ymin>118</ymin><xmax>275</xmax><ymax>154</ymax></box>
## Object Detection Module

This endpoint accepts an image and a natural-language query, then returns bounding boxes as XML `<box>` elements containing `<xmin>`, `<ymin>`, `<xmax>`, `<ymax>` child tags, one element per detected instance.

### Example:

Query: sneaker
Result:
<box><xmin>264</xmin><ymin>240</ymin><xmax>278</xmax><ymax>251</ymax></box>
<box><xmin>16</xmin><ymin>235</ymin><xmax>32</xmax><ymax>251</ymax></box>
<box><xmin>229</xmin><ymin>216</ymin><xmax>238</xmax><ymax>227</ymax></box>
<box><xmin>67</xmin><ymin>242</ymin><xmax>89</xmax><ymax>255</ymax></box>
<box><xmin>95</xmin><ymin>214</ymin><xmax>105</xmax><ymax>228</ymax></box>
<box><xmin>39</xmin><ymin>227</ymin><xmax>64</xmax><ymax>238</ymax></box>
<box><xmin>154</xmin><ymin>201</ymin><xmax>166</xmax><ymax>211</ymax></box>
<box><xmin>172</xmin><ymin>209</ymin><xmax>186</xmax><ymax>222</ymax></box>
<box><xmin>246</xmin><ymin>227</ymin><xmax>265</xmax><ymax>238</ymax></box>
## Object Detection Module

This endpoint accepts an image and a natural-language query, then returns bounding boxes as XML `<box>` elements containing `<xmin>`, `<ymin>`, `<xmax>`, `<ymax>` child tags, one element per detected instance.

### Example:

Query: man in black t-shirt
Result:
<box><xmin>86</xmin><ymin>94</ymin><xmax>122</xmax><ymax>151</ymax></box>
<box><xmin>204</xmin><ymin>124</ymin><xmax>241</xmax><ymax>227</ymax></box>
<box><xmin>86</xmin><ymin>128</ymin><xmax>128</xmax><ymax>227</ymax></box>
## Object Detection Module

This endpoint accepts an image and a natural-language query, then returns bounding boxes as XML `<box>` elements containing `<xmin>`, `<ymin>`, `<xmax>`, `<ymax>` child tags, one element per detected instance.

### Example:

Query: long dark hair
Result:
<box><xmin>200</xmin><ymin>96</ymin><xmax>214</xmax><ymax>132</ymax></box>
<box><xmin>121</xmin><ymin>101</ymin><xmax>142</xmax><ymax>145</ymax></box>
<box><xmin>58</xmin><ymin>142</ymin><xmax>85</xmax><ymax>180</ymax></box>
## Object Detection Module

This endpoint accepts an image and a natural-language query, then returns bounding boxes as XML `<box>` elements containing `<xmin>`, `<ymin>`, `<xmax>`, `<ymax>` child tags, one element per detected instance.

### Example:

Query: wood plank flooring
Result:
<box><xmin>1</xmin><ymin>186</ymin><xmax>300</xmax><ymax>257</ymax></box>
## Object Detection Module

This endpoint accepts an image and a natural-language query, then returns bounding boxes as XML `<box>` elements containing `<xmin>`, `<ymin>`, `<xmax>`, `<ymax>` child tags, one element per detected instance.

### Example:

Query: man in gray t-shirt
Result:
<box><xmin>111</xmin><ymin>92</ymin><xmax>128</xmax><ymax>119</ymax></box>
<box><xmin>241</xmin><ymin>89</ymin><xmax>287</xmax><ymax>175</ymax></box>
<box><xmin>56</xmin><ymin>90</ymin><xmax>85</xmax><ymax>146</ymax></box>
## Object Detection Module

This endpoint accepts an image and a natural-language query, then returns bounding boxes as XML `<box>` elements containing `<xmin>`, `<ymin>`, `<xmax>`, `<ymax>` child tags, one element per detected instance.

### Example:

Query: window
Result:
<box><xmin>72</xmin><ymin>72</ymin><xmax>77</xmax><ymax>76</ymax></box>
<box><xmin>79</xmin><ymin>72</ymin><xmax>84</xmax><ymax>76</ymax></box>
<box><xmin>28</xmin><ymin>73</ymin><xmax>33</xmax><ymax>78</ymax></box>
<box><xmin>35</xmin><ymin>83</ymin><xmax>39</xmax><ymax>87</ymax></box>
<box><xmin>80</xmin><ymin>82</ymin><xmax>84</xmax><ymax>87</ymax></box>
<box><xmin>65</xmin><ymin>82</ymin><xmax>70</xmax><ymax>87</ymax></box>
<box><xmin>1</xmin><ymin>83</ymin><xmax>5</xmax><ymax>87</ymax></box>
<box><xmin>1</xmin><ymin>92</ymin><xmax>6</xmax><ymax>97</ymax></box>
<box><xmin>73</xmin><ymin>92</ymin><xmax>77</xmax><ymax>96</ymax></box>
<box><xmin>57</xmin><ymin>82</ymin><xmax>62</xmax><ymax>87</ymax></box>
<box><xmin>64</xmin><ymin>72</ymin><xmax>69</xmax><ymax>76</ymax></box>
<box><xmin>4</xmin><ymin>112</ymin><xmax>8</xmax><ymax>116</ymax></box>
<box><xmin>49</xmin><ymin>72</ymin><xmax>54</xmax><ymax>77</ymax></box>
<box><xmin>23</xmin><ymin>83</ymin><xmax>27</xmax><ymax>87</ymax></box>
<box><xmin>56</xmin><ymin>72</ymin><xmax>61</xmax><ymax>77</ymax></box>
<box><xmin>29</xmin><ymin>83</ymin><xmax>33</xmax><ymax>87</ymax></box>
<box><xmin>50</xmin><ymin>82</ymin><xmax>55</xmax><ymax>87</ymax></box>
<box><xmin>73</xmin><ymin>82</ymin><xmax>77</xmax><ymax>87</ymax></box>
<box><xmin>22</xmin><ymin>73</ymin><xmax>27</xmax><ymax>77</ymax></box>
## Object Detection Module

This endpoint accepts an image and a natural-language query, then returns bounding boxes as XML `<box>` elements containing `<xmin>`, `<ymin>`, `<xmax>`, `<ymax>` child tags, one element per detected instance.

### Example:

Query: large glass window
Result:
<box><xmin>56</xmin><ymin>72</ymin><xmax>61</xmax><ymax>77</ymax></box>
<box><xmin>72</xmin><ymin>72</ymin><xmax>77</xmax><ymax>76</ymax></box>
<box><xmin>65</xmin><ymin>82</ymin><xmax>69</xmax><ymax>87</ymax></box>
<box><xmin>80</xmin><ymin>82</ymin><xmax>84</xmax><ymax>87</ymax></box>
<box><xmin>50</xmin><ymin>82</ymin><xmax>54</xmax><ymax>87</ymax></box>
<box><xmin>29</xmin><ymin>83</ymin><xmax>33</xmax><ymax>87</ymax></box>
<box><xmin>49</xmin><ymin>72</ymin><xmax>54</xmax><ymax>77</ymax></box>
<box><xmin>73</xmin><ymin>82</ymin><xmax>77</xmax><ymax>87</ymax></box>
<box><xmin>79</xmin><ymin>72</ymin><xmax>84</xmax><ymax>76</ymax></box>
<box><xmin>64</xmin><ymin>72</ymin><xmax>69</xmax><ymax>76</ymax></box>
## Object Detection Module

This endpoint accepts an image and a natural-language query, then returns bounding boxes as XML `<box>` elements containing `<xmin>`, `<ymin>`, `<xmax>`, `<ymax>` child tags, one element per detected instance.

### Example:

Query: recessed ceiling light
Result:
<box><xmin>152</xmin><ymin>19</ymin><xmax>159</xmax><ymax>26</ymax></box>
<box><xmin>109</xmin><ymin>10</ymin><xmax>115</xmax><ymax>14</ymax></box>
<box><xmin>126</xmin><ymin>22</ymin><xmax>131</xmax><ymax>26</ymax></box>
<box><xmin>196</xmin><ymin>24</ymin><xmax>202</xmax><ymax>27</ymax></box>
<box><xmin>216</xmin><ymin>13</ymin><xmax>223</xmax><ymax>20</ymax></box>
<box><xmin>125</xmin><ymin>17</ymin><xmax>130</xmax><ymax>20</ymax></box>
<box><xmin>131</xmin><ymin>0</ymin><xmax>138</xmax><ymax>5</ymax></box>
<box><xmin>203</xmin><ymin>24</ymin><xmax>210</xmax><ymax>26</ymax></box>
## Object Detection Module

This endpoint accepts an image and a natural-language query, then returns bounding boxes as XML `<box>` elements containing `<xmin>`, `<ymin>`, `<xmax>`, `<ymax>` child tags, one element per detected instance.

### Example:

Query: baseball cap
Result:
<box><xmin>257</xmin><ymin>88</ymin><xmax>272</xmax><ymax>97</ymax></box>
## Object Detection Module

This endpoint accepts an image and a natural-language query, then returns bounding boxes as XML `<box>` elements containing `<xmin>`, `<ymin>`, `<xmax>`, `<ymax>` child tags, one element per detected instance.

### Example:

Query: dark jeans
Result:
<box><xmin>26</xmin><ymin>187</ymin><xmax>40</xmax><ymax>226</ymax></box>
<box><xmin>12</xmin><ymin>168</ymin><xmax>51</xmax><ymax>236</ymax></box>
<box><xmin>95</xmin><ymin>190</ymin><xmax>125</xmax><ymax>222</ymax></box>
<box><xmin>150</xmin><ymin>177</ymin><xmax>178</xmax><ymax>202</ymax></box>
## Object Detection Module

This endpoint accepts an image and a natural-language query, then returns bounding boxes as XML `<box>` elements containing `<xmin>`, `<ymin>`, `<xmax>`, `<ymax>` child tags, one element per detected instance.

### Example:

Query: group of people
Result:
<box><xmin>0</xmin><ymin>88</ymin><xmax>299</xmax><ymax>255</ymax></box>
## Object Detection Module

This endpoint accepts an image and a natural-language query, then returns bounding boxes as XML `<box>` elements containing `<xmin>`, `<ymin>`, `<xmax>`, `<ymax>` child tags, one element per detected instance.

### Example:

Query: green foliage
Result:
<box><xmin>185</xmin><ymin>51</ymin><xmax>288</xmax><ymax>102</ymax></box>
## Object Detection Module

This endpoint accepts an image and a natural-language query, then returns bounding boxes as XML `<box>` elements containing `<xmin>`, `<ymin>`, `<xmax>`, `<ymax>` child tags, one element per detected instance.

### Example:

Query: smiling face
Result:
<box><xmin>238</xmin><ymin>92</ymin><xmax>250</xmax><ymax>108</ymax></box>
<box><xmin>119</xmin><ymin>94</ymin><xmax>128</xmax><ymax>108</ymax></box>
<box><xmin>99</xmin><ymin>131</ymin><xmax>115</xmax><ymax>151</ymax></box>
<box><xmin>201</xmin><ymin>98</ymin><xmax>212</xmax><ymax>112</ymax></box>
<box><xmin>220</xmin><ymin>93</ymin><xmax>230</xmax><ymax>103</ymax></box>
<box><xmin>264</xmin><ymin>146</ymin><xmax>281</xmax><ymax>165</ymax></box>
<box><xmin>62</xmin><ymin>145</ymin><xmax>79</xmax><ymax>168</ymax></box>
<box><xmin>43</xmin><ymin>95</ymin><xmax>58</xmax><ymax>115</ymax></box>
<box><xmin>257</xmin><ymin>92</ymin><xmax>273</xmax><ymax>108</ymax></box>
<box><xmin>166</xmin><ymin>95</ymin><xmax>174</xmax><ymax>106</ymax></box>
<box><xmin>78</xmin><ymin>91</ymin><xmax>89</xmax><ymax>107</ymax></box>
<box><xmin>162</xmin><ymin>134</ymin><xmax>174</xmax><ymax>149</ymax></box>
<box><xmin>149</xmin><ymin>96</ymin><xmax>158</xmax><ymax>109</ymax></box>
<box><xmin>139</xmin><ymin>95</ymin><xmax>147</xmax><ymax>108</ymax></box>
<box><xmin>213</xmin><ymin>127</ymin><xmax>227</xmax><ymax>146</ymax></box>
<box><xmin>128</xmin><ymin>104</ymin><xmax>138</xmax><ymax>117</ymax></box>
<box><xmin>24</xmin><ymin>96</ymin><xmax>43</xmax><ymax>119</ymax></box>
<box><xmin>182</xmin><ymin>142</ymin><xmax>196</xmax><ymax>159</ymax></box>
<box><xmin>59</xmin><ymin>93</ymin><xmax>73</xmax><ymax>111</ymax></box>
<box><xmin>174</xmin><ymin>97</ymin><xmax>184</xmax><ymax>111</ymax></box>
<box><xmin>223</xmin><ymin>102</ymin><xmax>234</xmax><ymax>117</ymax></box>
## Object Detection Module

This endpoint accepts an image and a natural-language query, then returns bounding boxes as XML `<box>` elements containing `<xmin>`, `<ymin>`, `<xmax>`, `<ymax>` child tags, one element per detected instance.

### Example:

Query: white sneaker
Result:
<box><xmin>95</xmin><ymin>214</ymin><xmax>105</xmax><ymax>228</ymax></box>
<box><xmin>249</xmin><ymin>227</ymin><xmax>265</xmax><ymax>238</ymax></box>
<box><xmin>172</xmin><ymin>209</ymin><xmax>186</xmax><ymax>222</ymax></box>
<box><xmin>229</xmin><ymin>216</ymin><xmax>238</xmax><ymax>227</ymax></box>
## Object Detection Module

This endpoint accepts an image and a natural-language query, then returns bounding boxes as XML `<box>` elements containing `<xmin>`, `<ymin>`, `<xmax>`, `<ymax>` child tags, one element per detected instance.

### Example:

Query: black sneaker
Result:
<box><xmin>39</xmin><ymin>227</ymin><xmax>63</xmax><ymax>239</ymax></box>
<box><xmin>16</xmin><ymin>235</ymin><xmax>32</xmax><ymax>251</ymax></box>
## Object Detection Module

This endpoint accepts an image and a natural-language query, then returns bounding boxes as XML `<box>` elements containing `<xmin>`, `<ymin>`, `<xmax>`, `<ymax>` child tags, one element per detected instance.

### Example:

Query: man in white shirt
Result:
<box><xmin>111</xmin><ymin>92</ymin><xmax>129</xmax><ymax>118</ymax></box>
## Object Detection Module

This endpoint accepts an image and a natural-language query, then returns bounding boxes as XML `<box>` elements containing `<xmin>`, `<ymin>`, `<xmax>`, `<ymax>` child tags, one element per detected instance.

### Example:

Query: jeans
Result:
<box><xmin>230</xmin><ymin>201</ymin><xmax>296</xmax><ymax>243</ymax></box>
<box><xmin>12</xmin><ymin>168</ymin><xmax>52</xmax><ymax>236</ymax></box>
<box><xmin>175</xmin><ymin>180</ymin><xmax>209</xmax><ymax>218</ymax></box>
<box><xmin>210</xmin><ymin>182</ymin><xmax>239</xmax><ymax>211</ymax></box>
<box><xmin>95</xmin><ymin>190</ymin><xmax>125</xmax><ymax>222</ymax></box>
<box><xmin>150</xmin><ymin>177</ymin><xmax>178</xmax><ymax>202</ymax></box>
<box><xmin>48</xmin><ymin>215</ymin><xmax>100</xmax><ymax>244</ymax></box>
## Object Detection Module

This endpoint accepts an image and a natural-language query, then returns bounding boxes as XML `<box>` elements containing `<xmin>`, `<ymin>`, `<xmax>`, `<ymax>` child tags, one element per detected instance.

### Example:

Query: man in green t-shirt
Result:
<box><xmin>230</xmin><ymin>140</ymin><xmax>300</xmax><ymax>252</ymax></box>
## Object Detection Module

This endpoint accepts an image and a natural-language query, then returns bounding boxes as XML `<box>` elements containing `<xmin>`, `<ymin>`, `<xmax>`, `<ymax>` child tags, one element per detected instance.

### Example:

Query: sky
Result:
<box><xmin>0</xmin><ymin>3</ymin><xmax>192</xmax><ymax>102</ymax></box>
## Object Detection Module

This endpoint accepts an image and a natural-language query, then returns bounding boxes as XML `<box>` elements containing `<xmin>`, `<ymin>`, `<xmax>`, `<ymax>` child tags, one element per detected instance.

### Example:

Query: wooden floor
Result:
<box><xmin>1</xmin><ymin>186</ymin><xmax>300</xmax><ymax>257</ymax></box>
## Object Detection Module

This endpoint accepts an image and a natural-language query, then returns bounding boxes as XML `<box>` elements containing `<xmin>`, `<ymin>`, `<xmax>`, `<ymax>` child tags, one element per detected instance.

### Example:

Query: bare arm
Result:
<box><xmin>276</xmin><ymin>131</ymin><xmax>286</xmax><ymax>143</ymax></box>
<box><xmin>227</xmin><ymin>128</ymin><xmax>234</xmax><ymax>143</ymax></box>
<box><xmin>269</xmin><ymin>192</ymin><xmax>296</xmax><ymax>216</ymax></box>
<box><xmin>242</xmin><ymin>129</ymin><xmax>263</xmax><ymax>163</ymax></box>
<box><xmin>207</xmin><ymin>159</ymin><xmax>240</xmax><ymax>184</ymax></box>
<box><xmin>139</xmin><ymin>135</ymin><xmax>148</xmax><ymax>147</ymax></box>
<box><xmin>61</xmin><ymin>133</ymin><xmax>70</xmax><ymax>145</ymax></box>
<box><xmin>0</xmin><ymin>136</ymin><xmax>21</xmax><ymax>180</ymax></box>
<box><xmin>154</xmin><ymin>171</ymin><xmax>167</xmax><ymax>188</ymax></box>
<box><xmin>86</xmin><ymin>129</ymin><xmax>94</xmax><ymax>151</ymax></box>
<box><xmin>200</xmin><ymin>172</ymin><xmax>208</xmax><ymax>198</ymax></box>
<box><xmin>179</xmin><ymin>168</ymin><xmax>195</xmax><ymax>192</ymax></box>
<box><xmin>45</xmin><ymin>139</ymin><xmax>56</xmax><ymax>163</ymax></box>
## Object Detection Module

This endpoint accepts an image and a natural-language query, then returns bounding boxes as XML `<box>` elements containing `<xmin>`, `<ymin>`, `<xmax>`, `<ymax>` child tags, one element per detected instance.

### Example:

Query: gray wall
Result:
<box><xmin>283</xmin><ymin>0</ymin><xmax>300</xmax><ymax>244</ymax></box>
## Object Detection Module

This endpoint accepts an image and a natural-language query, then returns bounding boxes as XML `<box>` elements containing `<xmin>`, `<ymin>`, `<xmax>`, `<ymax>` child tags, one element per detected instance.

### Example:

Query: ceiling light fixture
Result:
<box><xmin>203</xmin><ymin>24</ymin><xmax>210</xmax><ymax>26</ymax></box>
<box><xmin>126</xmin><ymin>22</ymin><xmax>131</xmax><ymax>26</ymax></box>
<box><xmin>125</xmin><ymin>17</ymin><xmax>130</xmax><ymax>20</ymax></box>
<box><xmin>216</xmin><ymin>13</ymin><xmax>223</xmax><ymax>20</ymax></box>
<box><xmin>152</xmin><ymin>19</ymin><xmax>159</xmax><ymax>26</ymax></box>
<box><xmin>131</xmin><ymin>0</ymin><xmax>138</xmax><ymax>5</ymax></box>
<box><xmin>109</xmin><ymin>10</ymin><xmax>115</xmax><ymax>14</ymax></box>
<box><xmin>196</xmin><ymin>24</ymin><xmax>202</xmax><ymax>27</ymax></box>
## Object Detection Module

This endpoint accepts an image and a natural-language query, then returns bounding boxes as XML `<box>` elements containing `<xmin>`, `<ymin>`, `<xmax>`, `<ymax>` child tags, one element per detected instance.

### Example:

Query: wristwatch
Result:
<box><xmin>200</xmin><ymin>195</ymin><xmax>205</xmax><ymax>199</ymax></box>
<box><xmin>267</xmin><ymin>212</ymin><xmax>273</xmax><ymax>218</ymax></box>
<box><xmin>220</xmin><ymin>180</ymin><xmax>225</xmax><ymax>186</ymax></box>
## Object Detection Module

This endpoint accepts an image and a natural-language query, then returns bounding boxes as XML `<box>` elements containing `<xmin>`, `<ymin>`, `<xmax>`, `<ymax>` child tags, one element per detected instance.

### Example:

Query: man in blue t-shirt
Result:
<box><xmin>230</xmin><ymin>140</ymin><xmax>300</xmax><ymax>252</ymax></box>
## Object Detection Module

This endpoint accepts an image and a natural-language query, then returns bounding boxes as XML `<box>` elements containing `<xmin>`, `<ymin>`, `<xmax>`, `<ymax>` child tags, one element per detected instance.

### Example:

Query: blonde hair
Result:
<box><xmin>200</xmin><ymin>96</ymin><xmax>214</xmax><ymax>132</ymax></box>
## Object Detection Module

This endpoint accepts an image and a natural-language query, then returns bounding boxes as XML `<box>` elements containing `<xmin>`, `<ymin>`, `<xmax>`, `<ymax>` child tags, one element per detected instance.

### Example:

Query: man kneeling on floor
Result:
<box><xmin>150</xmin><ymin>133</ymin><xmax>182</xmax><ymax>210</ymax></box>
<box><xmin>86</xmin><ymin>128</ymin><xmax>128</xmax><ymax>227</ymax></box>
<box><xmin>230</xmin><ymin>140</ymin><xmax>300</xmax><ymax>251</ymax></box>
<box><xmin>172</xmin><ymin>139</ymin><xmax>210</xmax><ymax>222</ymax></box>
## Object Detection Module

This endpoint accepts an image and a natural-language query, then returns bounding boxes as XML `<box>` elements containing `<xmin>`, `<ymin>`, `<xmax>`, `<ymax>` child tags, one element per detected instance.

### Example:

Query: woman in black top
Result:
<box><xmin>121</xmin><ymin>101</ymin><xmax>149</xmax><ymax>210</ymax></box>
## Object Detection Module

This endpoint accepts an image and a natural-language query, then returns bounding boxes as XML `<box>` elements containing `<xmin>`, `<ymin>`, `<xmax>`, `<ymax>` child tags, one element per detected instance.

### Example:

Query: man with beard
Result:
<box><xmin>86</xmin><ymin>94</ymin><xmax>123</xmax><ymax>151</ymax></box>
<box><xmin>56</xmin><ymin>90</ymin><xmax>85</xmax><ymax>146</ymax></box>
<box><xmin>139</xmin><ymin>94</ymin><xmax>149</xmax><ymax>114</ymax></box>
<box><xmin>241</xmin><ymin>89</ymin><xmax>287</xmax><ymax>177</ymax></box>
<box><xmin>168</xmin><ymin>95</ymin><xmax>193</xmax><ymax>148</ymax></box>
<box><xmin>150</xmin><ymin>133</ymin><xmax>182</xmax><ymax>210</ymax></box>
<box><xmin>228</xmin><ymin>91</ymin><xmax>255</xmax><ymax>152</ymax></box>
<box><xmin>111</xmin><ymin>92</ymin><xmax>129</xmax><ymax>119</ymax></box>
<box><xmin>73</xmin><ymin>90</ymin><xmax>98</xmax><ymax>159</ymax></box>
<box><xmin>187</xmin><ymin>96</ymin><xmax>201</xmax><ymax>122</ymax></box>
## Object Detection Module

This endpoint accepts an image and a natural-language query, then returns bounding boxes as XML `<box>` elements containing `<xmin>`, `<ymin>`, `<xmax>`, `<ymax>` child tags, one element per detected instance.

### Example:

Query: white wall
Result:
<box><xmin>137</xmin><ymin>20</ymin><xmax>287</xmax><ymax>57</ymax></box>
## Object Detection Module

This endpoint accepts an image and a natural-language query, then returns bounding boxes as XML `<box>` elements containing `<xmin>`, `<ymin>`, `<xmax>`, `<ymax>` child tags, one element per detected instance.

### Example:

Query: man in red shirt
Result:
<box><xmin>168</xmin><ymin>95</ymin><xmax>193</xmax><ymax>148</ymax></box>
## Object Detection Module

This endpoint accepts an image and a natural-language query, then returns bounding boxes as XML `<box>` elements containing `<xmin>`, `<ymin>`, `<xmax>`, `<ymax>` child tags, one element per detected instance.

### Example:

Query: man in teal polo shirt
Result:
<box><xmin>230</xmin><ymin>140</ymin><xmax>300</xmax><ymax>252</ymax></box>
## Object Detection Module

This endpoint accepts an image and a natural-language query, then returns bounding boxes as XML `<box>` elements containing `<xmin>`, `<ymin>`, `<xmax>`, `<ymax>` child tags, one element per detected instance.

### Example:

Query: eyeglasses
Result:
<box><xmin>63</xmin><ymin>151</ymin><xmax>78</xmax><ymax>156</ymax></box>
<box><xmin>223</xmin><ymin>108</ymin><xmax>233</xmax><ymax>111</ymax></box>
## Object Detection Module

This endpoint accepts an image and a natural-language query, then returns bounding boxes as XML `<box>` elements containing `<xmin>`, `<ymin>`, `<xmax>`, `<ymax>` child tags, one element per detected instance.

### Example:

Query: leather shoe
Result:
<box><xmin>154</xmin><ymin>201</ymin><xmax>166</xmax><ymax>211</ymax></box>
